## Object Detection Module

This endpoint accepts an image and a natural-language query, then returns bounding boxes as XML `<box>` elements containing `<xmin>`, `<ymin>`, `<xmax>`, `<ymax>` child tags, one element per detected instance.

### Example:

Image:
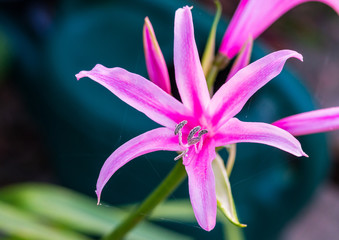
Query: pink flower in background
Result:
<box><xmin>221</xmin><ymin>38</ymin><xmax>339</xmax><ymax>138</ymax></box>
<box><xmin>273</xmin><ymin>107</ymin><xmax>339</xmax><ymax>136</ymax></box>
<box><xmin>76</xmin><ymin>6</ymin><xmax>307</xmax><ymax>231</ymax></box>
<box><xmin>143</xmin><ymin>17</ymin><xmax>171</xmax><ymax>94</ymax></box>
<box><xmin>219</xmin><ymin>0</ymin><xmax>339</xmax><ymax>59</ymax></box>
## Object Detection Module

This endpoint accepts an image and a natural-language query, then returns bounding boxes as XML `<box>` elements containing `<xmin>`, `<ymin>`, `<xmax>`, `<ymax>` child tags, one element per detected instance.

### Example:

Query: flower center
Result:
<box><xmin>174</xmin><ymin>120</ymin><xmax>208</xmax><ymax>161</ymax></box>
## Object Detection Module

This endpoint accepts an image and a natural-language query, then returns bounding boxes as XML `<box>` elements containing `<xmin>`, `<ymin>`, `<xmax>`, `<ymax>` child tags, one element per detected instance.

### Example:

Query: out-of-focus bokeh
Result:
<box><xmin>0</xmin><ymin>0</ymin><xmax>338</xmax><ymax>239</ymax></box>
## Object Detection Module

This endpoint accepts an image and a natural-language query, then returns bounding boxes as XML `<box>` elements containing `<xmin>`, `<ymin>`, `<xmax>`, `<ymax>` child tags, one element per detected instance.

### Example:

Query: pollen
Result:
<box><xmin>174</xmin><ymin>120</ymin><xmax>187</xmax><ymax>135</ymax></box>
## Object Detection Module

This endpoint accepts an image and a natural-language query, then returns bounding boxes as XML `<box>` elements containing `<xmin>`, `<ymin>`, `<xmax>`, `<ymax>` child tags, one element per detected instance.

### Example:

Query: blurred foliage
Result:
<box><xmin>0</xmin><ymin>183</ymin><xmax>192</xmax><ymax>240</ymax></box>
<box><xmin>0</xmin><ymin>183</ymin><xmax>245</xmax><ymax>239</ymax></box>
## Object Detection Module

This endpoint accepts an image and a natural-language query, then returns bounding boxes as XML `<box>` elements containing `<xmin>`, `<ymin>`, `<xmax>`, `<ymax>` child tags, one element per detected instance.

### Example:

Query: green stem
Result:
<box><xmin>103</xmin><ymin>161</ymin><xmax>187</xmax><ymax>240</ymax></box>
<box><xmin>201</xmin><ymin>0</ymin><xmax>222</xmax><ymax>75</ymax></box>
<box><xmin>206</xmin><ymin>53</ymin><xmax>230</xmax><ymax>95</ymax></box>
<box><xmin>206</xmin><ymin>64</ymin><xmax>219</xmax><ymax>95</ymax></box>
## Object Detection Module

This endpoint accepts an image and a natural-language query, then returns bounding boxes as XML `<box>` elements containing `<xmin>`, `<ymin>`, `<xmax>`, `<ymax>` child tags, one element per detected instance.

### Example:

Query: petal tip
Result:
<box><xmin>180</xmin><ymin>5</ymin><xmax>193</xmax><ymax>12</ymax></box>
<box><xmin>75</xmin><ymin>72</ymin><xmax>84</xmax><ymax>81</ymax></box>
<box><xmin>95</xmin><ymin>189</ymin><xmax>101</xmax><ymax>205</ymax></box>
<box><xmin>296</xmin><ymin>52</ymin><xmax>303</xmax><ymax>62</ymax></box>
<box><xmin>303</xmin><ymin>151</ymin><xmax>309</xmax><ymax>158</ymax></box>
<box><xmin>284</xmin><ymin>50</ymin><xmax>303</xmax><ymax>62</ymax></box>
<box><xmin>144</xmin><ymin>16</ymin><xmax>151</xmax><ymax>28</ymax></box>
<box><xmin>296</xmin><ymin>145</ymin><xmax>308</xmax><ymax>158</ymax></box>
<box><xmin>195</xmin><ymin>208</ymin><xmax>216</xmax><ymax>231</ymax></box>
<box><xmin>281</xmin><ymin>50</ymin><xmax>303</xmax><ymax>62</ymax></box>
<box><xmin>298</xmin><ymin>148</ymin><xmax>308</xmax><ymax>158</ymax></box>
<box><xmin>199</xmin><ymin>218</ymin><xmax>216</xmax><ymax>232</ymax></box>
<box><xmin>76</xmin><ymin>63</ymin><xmax>105</xmax><ymax>80</ymax></box>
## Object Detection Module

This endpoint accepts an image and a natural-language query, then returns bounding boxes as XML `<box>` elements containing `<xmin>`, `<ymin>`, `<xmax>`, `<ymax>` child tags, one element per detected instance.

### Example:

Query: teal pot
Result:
<box><xmin>17</xmin><ymin>0</ymin><xmax>329</xmax><ymax>239</ymax></box>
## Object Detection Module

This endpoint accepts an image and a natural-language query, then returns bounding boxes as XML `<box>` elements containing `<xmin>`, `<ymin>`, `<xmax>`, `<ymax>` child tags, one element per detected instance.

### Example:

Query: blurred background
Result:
<box><xmin>0</xmin><ymin>0</ymin><xmax>338</xmax><ymax>239</ymax></box>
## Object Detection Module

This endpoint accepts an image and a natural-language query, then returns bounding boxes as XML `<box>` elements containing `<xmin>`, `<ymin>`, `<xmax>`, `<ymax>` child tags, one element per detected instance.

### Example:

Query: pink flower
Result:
<box><xmin>219</xmin><ymin>0</ymin><xmax>339</xmax><ymax>59</ymax></box>
<box><xmin>219</xmin><ymin>33</ymin><xmax>339</xmax><ymax>138</ymax></box>
<box><xmin>143</xmin><ymin>17</ymin><xmax>171</xmax><ymax>94</ymax></box>
<box><xmin>76</xmin><ymin>6</ymin><xmax>307</xmax><ymax>231</ymax></box>
<box><xmin>273</xmin><ymin>107</ymin><xmax>339</xmax><ymax>136</ymax></box>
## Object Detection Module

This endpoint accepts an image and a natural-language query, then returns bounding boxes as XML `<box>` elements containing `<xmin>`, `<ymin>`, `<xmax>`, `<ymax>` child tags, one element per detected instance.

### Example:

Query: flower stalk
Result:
<box><xmin>102</xmin><ymin>160</ymin><xmax>186</xmax><ymax>240</ymax></box>
<box><xmin>226</xmin><ymin>144</ymin><xmax>236</xmax><ymax>177</ymax></box>
<box><xmin>201</xmin><ymin>0</ymin><xmax>222</xmax><ymax>76</ymax></box>
<box><xmin>206</xmin><ymin>53</ymin><xmax>230</xmax><ymax>94</ymax></box>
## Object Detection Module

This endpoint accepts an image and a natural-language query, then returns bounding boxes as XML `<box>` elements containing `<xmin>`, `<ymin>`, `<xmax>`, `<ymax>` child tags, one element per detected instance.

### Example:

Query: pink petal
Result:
<box><xmin>226</xmin><ymin>37</ymin><xmax>253</xmax><ymax>81</ymax></box>
<box><xmin>143</xmin><ymin>17</ymin><xmax>171</xmax><ymax>94</ymax></box>
<box><xmin>272</xmin><ymin>107</ymin><xmax>339</xmax><ymax>136</ymax></box>
<box><xmin>214</xmin><ymin>118</ymin><xmax>307</xmax><ymax>157</ymax></box>
<box><xmin>96</xmin><ymin>127</ymin><xmax>183</xmax><ymax>204</ymax></box>
<box><xmin>174</xmin><ymin>6</ymin><xmax>210</xmax><ymax>116</ymax></box>
<box><xmin>208</xmin><ymin>50</ymin><xmax>303</xmax><ymax>130</ymax></box>
<box><xmin>76</xmin><ymin>65</ymin><xmax>192</xmax><ymax>129</ymax></box>
<box><xmin>219</xmin><ymin>0</ymin><xmax>339</xmax><ymax>59</ymax></box>
<box><xmin>185</xmin><ymin>140</ymin><xmax>217</xmax><ymax>231</ymax></box>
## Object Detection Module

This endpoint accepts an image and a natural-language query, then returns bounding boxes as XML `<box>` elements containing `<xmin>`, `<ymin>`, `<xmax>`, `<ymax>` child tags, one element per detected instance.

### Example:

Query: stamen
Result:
<box><xmin>198</xmin><ymin>129</ymin><xmax>208</xmax><ymax>137</ymax></box>
<box><xmin>174</xmin><ymin>120</ymin><xmax>187</xmax><ymax>135</ymax></box>
<box><xmin>174</xmin><ymin>148</ymin><xmax>188</xmax><ymax>161</ymax></box>
<box><xmin>187</xmin><ymin>129</ymin><xmax>208</xmax><ymax>146</ymax></box>
<box><xmin>187</xmin><ymin>137</ymin><xmax>201</xmax><ymax>146</ymax></box>
<box><xmin>174</xmin><ymin>121</ymin><xmax>209</xmax><ymax>161</ymax></box>
<box><xmin>187</xmin><ymin>126</ymin><xmax>201</xmax><ymax>140</ymax></box>
<box><xmin>178</xmin><ymin>131</ymin><xmax>184</xmax><ymax>146</ymax></box>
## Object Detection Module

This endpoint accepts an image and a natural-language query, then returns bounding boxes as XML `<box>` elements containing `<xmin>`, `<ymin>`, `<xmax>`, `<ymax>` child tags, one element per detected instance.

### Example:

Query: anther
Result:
<box><xmin>198</xmin><ymin>129</ymin><xmax>208</xmax><ymax>137</ymax></box>
<box><xmin>187</xmin><ymin>129</ymin><xmax>208</xmax><ymax>146</ymax></box>
<box><xmin>174</xmin><ymin>120</ymin><xmax>187</xmax><ymax>135</ymax></box>
<box><xmin>187</xmin><ymin>126</ymin><xmax>201</xmax><ymax>140</ymax></box>
<box><xmin>174</xmin><ymin>120</ymin><xmax>209</xmax><ymax>160</ymax></box>
<box><xmin>187</xmin><ymin>137</ymin><xmax>201</xmax><ymax>146</ymax></box>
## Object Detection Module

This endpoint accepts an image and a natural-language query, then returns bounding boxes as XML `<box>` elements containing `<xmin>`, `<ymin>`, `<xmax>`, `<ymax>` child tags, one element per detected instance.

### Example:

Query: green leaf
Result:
<box><xmin>201</xmin><ymin>0</ymin><xmax>222</xmax><ymax>75</ymax></box>
<box><xmin>0</xmin><ymin>183</ymin><xmax>191</xmax><ymax>240</ymax></box>
<box><xmin>0</xmin><ymin>201</ymin><xmax>91</xmax><ymax>240</ymax></box>
<box><xmin>212</xmin><ymin>154</ymin><xmax>246</xmax><ymax>227</ymax></box>
<box><xmin>149</xmin><ymin>201</ymin><xmax>246</xmax><ymax>240</ymax></box>
<box><xmin>149</xmin><ymin>200</ymin><xmax>195</xmax><ymax>222</ymax></box>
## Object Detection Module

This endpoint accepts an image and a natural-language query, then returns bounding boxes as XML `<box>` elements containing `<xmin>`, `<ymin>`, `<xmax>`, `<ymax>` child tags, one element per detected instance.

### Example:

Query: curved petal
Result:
<box><xmin>272</xmin><ymin>107</ymin><xmax>339</xmax><ymax>136</ymax></box>
<box><xmin>143</xmin><ymin>17</ymin><xmax>171</xmax><ymax>94</ymax></box>
<box><xmin>76</xmin><ymin>65</ymin><xmax>191</xmax><ymax>129</ymax></box>
<box><xmin>174</xmin><ymin>6</ymin><xmax>210</xmax><ymax>116</ymax></box>
<box><xmin>219</xmin><ymin>0</ymin><xmax>339</xmax><ymax>59</ymax></box>
<box><xmin>185</xmin><ymin>139</ymin><xmax>217</xmax><ymax>231</ymax></box>
<box><xmin>209</xmin><ymin>50</ymin><xmax>303</xmax><ymax>130</ymax></box>
<box><xmin>96</xmin><ymin>127</ymin><xmax>183</xmax><ymax>203</ymax></box>
<box><xmin>214</xmin><ymin>118</ymin><xmax>307</xmax><ymax>157</ymax></box>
